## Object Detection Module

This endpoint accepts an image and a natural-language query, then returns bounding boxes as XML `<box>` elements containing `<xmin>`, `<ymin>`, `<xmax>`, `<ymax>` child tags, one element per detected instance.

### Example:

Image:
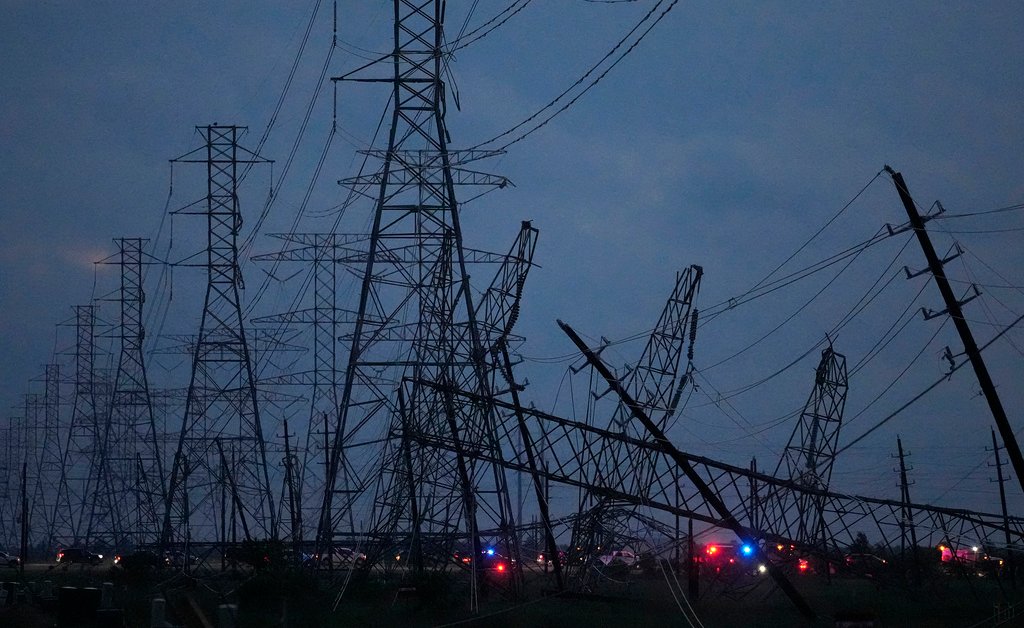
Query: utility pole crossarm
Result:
<box><xmin>886</xmin><ymin>166</ymin><xmax>1024</xmax><ymax>497</ymax></box>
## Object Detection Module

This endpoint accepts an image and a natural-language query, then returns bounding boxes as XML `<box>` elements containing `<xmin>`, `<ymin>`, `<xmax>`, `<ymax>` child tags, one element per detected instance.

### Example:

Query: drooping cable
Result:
<box><xmin>471</xmin><ymin>0</ymin><xmax>678</xmax><ymax>151</ymax></box>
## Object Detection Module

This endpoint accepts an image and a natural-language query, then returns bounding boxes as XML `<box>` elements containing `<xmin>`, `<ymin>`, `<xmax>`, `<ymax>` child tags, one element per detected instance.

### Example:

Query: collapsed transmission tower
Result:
<box><xmin>569</xmin><ymin>266</ymin><xmax>702</xmax><ymax>579</ymax></box>
<box><xmin>773</xmin><ymin>344</ymin><xmax>847</xmax><ymax>549</ymax></box>
<box><xmin>318</xmin><ymin>1</ymin><xmax>528</xmax><ymax>605</ymax></box>
<box><xmin>162</xmin><ymin>125</ymin><xmax>276</xmax><ymax>548</ymax></box>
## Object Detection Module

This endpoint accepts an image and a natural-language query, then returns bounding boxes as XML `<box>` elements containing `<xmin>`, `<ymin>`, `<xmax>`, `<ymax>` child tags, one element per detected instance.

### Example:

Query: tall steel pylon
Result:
<box><xmin>318</xmin><ymin>1</ymin><xmax>520</xmax><ymax>596</ymax></box>
<box><xmin>87</xmin><ymin>238</ymin><xmax>165</xmax><ymax>548</ymax></box>
<box><xmin>252</xmin><ymin>233</ymin><xmax>352</xmax><ymax>544</ymax></box>
<box><xmin>773</xmin><ymin>344</ymin><xmax>848</xmax><ymax>549</ymax></box>
<box><xmin>30</xmin><ymin>364</ymin><xmax>64</xmax><ymax>550</ymax></box>
<box><xmin>369</xmin><ymin>222</ymin><xmax>539</xmax><ymax>586</ymax></box>
<box><xmin>53</xmin><ymin>305</ymin><xmax>109</xmax><ymax>547</ymax></box>
<box><xmin>162</xmin><ymin>125</ymin><xmax>277</xmax><ymax>548</ymax></box>
<box><xmin>1</xmin><ymin>412</ymin><xmax>25</xmax><ymax>549</ymax></box>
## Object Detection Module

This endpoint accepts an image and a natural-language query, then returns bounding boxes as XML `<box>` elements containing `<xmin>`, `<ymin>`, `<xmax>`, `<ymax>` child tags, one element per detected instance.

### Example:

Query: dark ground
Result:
<box><xmin>1</xmin><ymin>562</ymin><xmax>1020</xmax><ymax>627</ymax></box>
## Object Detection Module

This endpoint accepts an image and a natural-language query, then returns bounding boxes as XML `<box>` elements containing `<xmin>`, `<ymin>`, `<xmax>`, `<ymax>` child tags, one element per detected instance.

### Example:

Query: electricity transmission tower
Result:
<box><xmin>251</xmin><ymin>233</ymin><xmax>352</xmax><ymax>545</ymax></box>
<box><xmin>569</xmin><ymin>266</ymin><xmax>702</xmax><ymax>580</ymax></box>
<box><xmin>317</xmin><ymin>1</ymin><xmax>526</xmax><ymax>605</ymax></box>
<box><xmin>162</xmin><ymin>125</ymin><xmax>277</xmax><ymax>549</ymax></box>
<box><xmin>29</xmin><ymin>365</ymin><xmax>64</xmax><ymax>550</ymax></box>
<box><xmin>774</xmin><ymin>344</ymin><xmax>847</xmax><ymax>550</ymax></box>
<box><xmin>87</xmin><ymin>238</ymin><xmax>165</xmax><ymax>548</ymax></box>
<box><xmin>59</xmin><ymin>304</ymin><xmax>109</xmax><ymax>547</ymax></box>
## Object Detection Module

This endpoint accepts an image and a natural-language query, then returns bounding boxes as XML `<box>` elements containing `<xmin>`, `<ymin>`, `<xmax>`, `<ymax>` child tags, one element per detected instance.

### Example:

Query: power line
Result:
<box><xmin>838</xmin><ymin>308</ymin><xmax>1024</xmax><ymax>457</ymax></box>
<box><xmin>471</xmin><ymin>0</ymin><xmax>678</xmax><ymax>151</ymax></box>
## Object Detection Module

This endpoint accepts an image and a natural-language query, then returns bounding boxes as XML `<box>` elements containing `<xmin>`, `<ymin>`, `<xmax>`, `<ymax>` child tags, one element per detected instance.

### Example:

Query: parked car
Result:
<box><xmin>57</xmin><ymin>548</ymin><xmax>103</xmax><ymax>565</ymax></box>
<box><xmin>598</xmin><ymin>549</ymin><xmax>638</xmax><ymax>567</ymax></box>
<box><xmin>306</xmin><ymin>547</ymin><xmax>367</xmax><ymax>569</ymax></box>
<box><xmin>0</xmin><ymin>550</ymin><xmax>21</xmax><ymax>567</ymax></box>
<box><xmin>536</xmin><ymin>549</ymin><xmax>567</xmax><ymax>567</ymax></box>
<box><xmin>114</xmin><ymin>550</ymin><xmax>167</xmax><ymax>570</ymax></box>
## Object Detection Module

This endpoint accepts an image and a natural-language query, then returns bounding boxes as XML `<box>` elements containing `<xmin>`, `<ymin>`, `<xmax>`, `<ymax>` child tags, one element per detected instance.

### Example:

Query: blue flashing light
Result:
<box><xmin>486</xmin><ymin>548</ymin><xmax>495</xmax><ymax>556</ymax></box>
<box><xmin>741</xmin><ymin>544</ymin><xmax>754</xmax><ymax>556</ymax></box>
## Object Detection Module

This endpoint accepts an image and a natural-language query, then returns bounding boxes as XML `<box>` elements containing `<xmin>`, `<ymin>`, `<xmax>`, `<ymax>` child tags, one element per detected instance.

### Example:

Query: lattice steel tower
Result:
<box><xmin>251</xmin><ymin>233</ymin><xmax>349</xmax><ymax>545</ymax></box>
<box><xmin>162</xmin><ymin>125</ymin><xmax>276</xmax><ymax>547</ymax></box>
<box><xmin>87</xmin><ymin>238</ymin><xmax>165</xmax><ymax>548</ymax></box>
<box><xmin>774</xmin><ymin>344</ymin><xmax>848</xmax><ymax>547</ymax></box>
<box><xmin>31</xmin><ymin>364</ymin><xmax>64</xmax><ymax>550</ymax></box>
<box><xmin>318</xmin><ymin>2</ymin><xmax>523</xmax><ymax>601</ymax></box>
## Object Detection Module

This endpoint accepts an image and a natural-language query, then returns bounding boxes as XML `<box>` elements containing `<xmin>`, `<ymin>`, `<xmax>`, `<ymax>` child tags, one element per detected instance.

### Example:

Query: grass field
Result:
<box><xmin>1</xmin><ymin>563</ymin><xmax>1020</xmax><ymax>627</ymax></box>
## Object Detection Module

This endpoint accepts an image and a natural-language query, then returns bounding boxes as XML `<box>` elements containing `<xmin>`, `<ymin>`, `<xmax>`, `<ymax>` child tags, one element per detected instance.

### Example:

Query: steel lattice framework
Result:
<box><xmin>773</xmin><ymin>345</ymin><xmax>847</xmax><ymax>549</ymax></box>
<box><xmin>35</xmin><ymin>365</ymin><xmax>65</xmax><ymax>550</ymax></box>
<box><xmin>162</xmin><ymin>125</ymin><xmax>277</xmax><ymax>548</ymax></box>
<box><xmin>317</xmin><ymin>1</ymin><xmax>528</xmax><ymax>607</ymax></box>
<box><xmin>406</xmin><ymin>322</ymin><xmax>1024</xmax><ymax>616</ymax></box>
<box><xmin>58</xmin><ymin>304</ymin><xmax>110</xmax><ymax>547</ymax></box>
<box><xmin>252</xmin><ymin>233</ymin><xmax>348</xmax><ymax>545</ymax></box>
<box><xmin>568</xmin><ymin>267</ymin><xmax>702</xmax><ymax>580</ymax></box>
<box><xmin>87</xmin><ymin>238</ymin><xmax>165</xmax><ymax>548</ymax></box>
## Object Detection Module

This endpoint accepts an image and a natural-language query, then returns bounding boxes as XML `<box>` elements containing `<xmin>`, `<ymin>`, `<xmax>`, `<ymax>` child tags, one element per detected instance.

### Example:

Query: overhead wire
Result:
<box><xmin>741</xmin><ymin>169</ymin><xmax>885</xmax><ymax>299</ymax></box>
<box><xmin>447</xmin><ymin>0</ymin><xmax>534</xmax><ymax>52</ymax></box>
<box><xmin>930</xmin><ymin>201</ymin><xmax>1024</xmax><ymax>220</ymax></box>
<box><xmin>470</xmin><ymin>0</ymin><xmax>678</xmax><ymax>152</ymax></box>
<box><xmin>239</xmin><ymin>0</ymin><xmax>325</xmax><ymax>185</ymax></box>
<box><xmin>699</xmin><ymin>225</ymin><xmax>895</xmax><ymax>373</ymax></box>
<box><xmin>519</xmin><ymin>212</ymin><xmax>900</xmax><ymax>365</ymax></box>
<box><xmin>837</xmin><ymin>306</ymin><xmax>1024</xmax><ymax>456</ymax></box>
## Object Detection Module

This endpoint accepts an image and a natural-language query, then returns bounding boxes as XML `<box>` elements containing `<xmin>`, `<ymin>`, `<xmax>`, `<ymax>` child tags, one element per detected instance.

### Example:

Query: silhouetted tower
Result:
<box><xmin>87</xmin><ymin>238</ymin><xmax>165</xmax><ymax>548</ymax></box>
<box><xmin>252</xmin><ymin>233</ymin><xmax>349</xmax><ymax>543</ymax></box>
<box><xmin>775</xmin><ymin>344</ymin><xmax>847</xmax><ymax>549</ymax></box>
<box><xmin>369</xmin><ymin>223</ymin><xmax>539</xmax><ymax>584</ymax></box>
<box><xmin>31</xmin><ymin>364</ymin><xmax>65</xmax><ymax>550</ymax></box>
<box><xmin>162</xmin><ymin>125</ymin><xmax>276</xmax><ymax>547</ymax></box>
<box><xmin>0</xmin><ymin>414</ymin><xmax>22</xmax><ymax>549</ymax></box>
<box><xmin>318</xmin><ymin>2</ymin><xmax>520</xmax><ymax>604</ymax></box>
<box><xmin>570</xmin><ymin>266</ymin><xmax>702</xmax><ymax>577</ymax></box>
<box><xmin>52</xmin><ymin>305</ymin><xmax>109</xmax><ymax>546</ymax></box>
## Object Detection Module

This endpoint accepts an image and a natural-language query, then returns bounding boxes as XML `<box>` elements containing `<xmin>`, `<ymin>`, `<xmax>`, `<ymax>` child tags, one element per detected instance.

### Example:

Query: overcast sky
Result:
<box><xmin>2</xmin><ymin>1</ymin><xmax>1023</xmax><ymax>521</ymax></box>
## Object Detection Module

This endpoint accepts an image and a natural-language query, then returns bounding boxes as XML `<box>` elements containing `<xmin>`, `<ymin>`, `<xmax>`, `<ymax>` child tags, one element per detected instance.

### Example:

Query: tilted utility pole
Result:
<box><xmin>559</xmin><ymin>319</ymin><xmax>816</xmax><ymax>620</ymax></box>
<box><xmin>887</xmin><ymin>166</ymin><xmax>1024</xmax><ymax>496</ymax></box>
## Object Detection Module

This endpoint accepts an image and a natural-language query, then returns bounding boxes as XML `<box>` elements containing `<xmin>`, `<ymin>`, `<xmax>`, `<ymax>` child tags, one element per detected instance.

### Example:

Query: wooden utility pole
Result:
<box><xmin>895</xmin><ymin>436</ymin><xmax>920</xmax><ymax>584</ymax></box>
<box><xmin>887</xmin><ymin>166</ymin><xmax>1024</xmax><ymax>496</ymax></box>
<box><xmin>990</xmin><ymin>428</ymin><xmax>1015</xmax><ymax>586</ymax></box>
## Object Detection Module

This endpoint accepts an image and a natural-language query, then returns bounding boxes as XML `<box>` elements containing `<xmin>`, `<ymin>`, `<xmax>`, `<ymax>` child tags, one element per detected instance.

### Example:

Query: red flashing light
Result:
<box><xmin>798</xmin><ymin>559</ymin><xmax>809</xmax><ymax>572</ymax></box>
<box><xmin>706</xmin><ymin>545</ymin><xmax>718</xmax><ymax>555</ymax></box>
<box><xmin>497</xmin><ymin>563</ymin><xmax>506</xmax><ymax>572</ymax></box>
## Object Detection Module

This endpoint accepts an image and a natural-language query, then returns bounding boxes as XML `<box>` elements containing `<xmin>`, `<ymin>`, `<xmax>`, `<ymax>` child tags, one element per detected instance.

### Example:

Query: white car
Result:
<box><xmin>309</xmin><ymin>547</ymin><xmax>367</xmax><ymax>569</ymax></box>
<box><xmin>598</xmin><ymin>550</ymin><xmax>637</xmax><ymax>566</ymax></box>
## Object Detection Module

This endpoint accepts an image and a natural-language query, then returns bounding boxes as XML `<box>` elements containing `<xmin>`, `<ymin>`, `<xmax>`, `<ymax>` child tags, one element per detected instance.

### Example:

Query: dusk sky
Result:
<box><xmin>2</xmin><ymin>1</ymin><xmax>1023</xmax><ymax>523</ymax></box>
